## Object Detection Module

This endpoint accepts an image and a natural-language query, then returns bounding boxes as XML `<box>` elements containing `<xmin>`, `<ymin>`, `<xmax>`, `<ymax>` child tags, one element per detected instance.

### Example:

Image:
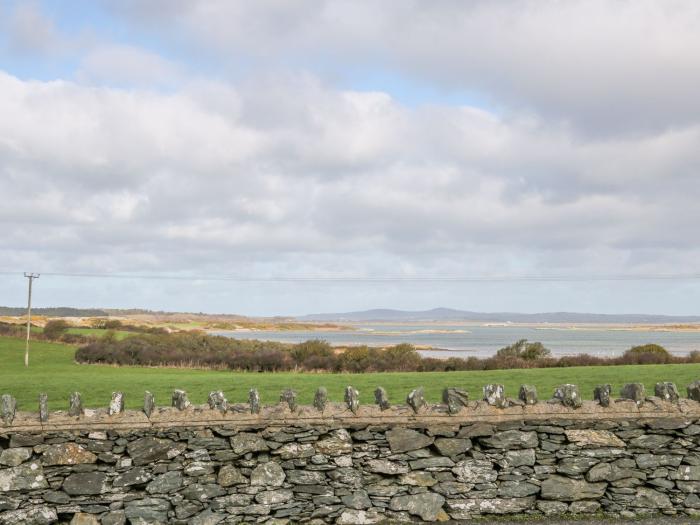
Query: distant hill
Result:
<box><xmin>0</xmin><ymin>307</ymin><xmax>108</xmax><ymax>317</ymax></box>
<box><xmin>297</xmin><ymin>307</ymin><xmax>700</xmax><ymax>324</ymax></box>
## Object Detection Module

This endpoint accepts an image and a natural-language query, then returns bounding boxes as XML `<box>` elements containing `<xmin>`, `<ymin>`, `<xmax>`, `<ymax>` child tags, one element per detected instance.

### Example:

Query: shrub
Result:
<box><xmin>43</xmin><ymin>320</ymin><xmax>70</xmax><ymax>340</ymax></box>
<box><xmin>622</xmin><ymin>344</ymin><xmax>672</xmax><ymax>364</ymax></box>
<box><xmin>496</xmin><ymin>339</ymin><xmax>551</xmax><ymax>360</ymax></box>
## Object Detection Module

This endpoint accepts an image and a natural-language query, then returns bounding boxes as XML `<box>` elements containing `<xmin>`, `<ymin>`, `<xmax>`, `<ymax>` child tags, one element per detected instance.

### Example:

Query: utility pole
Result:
<box><xmin>24</xmin><ymin>272</ymin><xmax>40</xmax><ymax>367</ymax></box>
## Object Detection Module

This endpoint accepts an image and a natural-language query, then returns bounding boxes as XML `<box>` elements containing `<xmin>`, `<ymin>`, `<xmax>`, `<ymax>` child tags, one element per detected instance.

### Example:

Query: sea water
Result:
<box><xmin>214</xmin><ymin>323</ymin><xmax>700</xmax><ymax>358</ymax></box>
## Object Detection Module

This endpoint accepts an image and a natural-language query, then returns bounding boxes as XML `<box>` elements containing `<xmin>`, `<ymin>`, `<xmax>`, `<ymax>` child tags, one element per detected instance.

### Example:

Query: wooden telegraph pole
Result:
<box><xmin>24</xmin><ymin>272</ymin><xmax>40</xmax><ymax>367</ymax></box>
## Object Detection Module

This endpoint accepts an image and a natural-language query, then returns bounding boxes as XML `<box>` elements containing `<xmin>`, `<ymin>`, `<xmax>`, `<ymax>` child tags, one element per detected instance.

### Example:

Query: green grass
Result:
<box><xmin>65</xmin><ymin>327</ymin><xmax>134</xmax><ymax>340</ymax></box>
<box><xmin>3</xmin><ymin>335</ymin><xmax>700</xmax><ymax>411</ymax></box>
<box><xmin>30</xmin><ymin>326</ymin><xmax>134</xmax><ymax>340</ymax></box>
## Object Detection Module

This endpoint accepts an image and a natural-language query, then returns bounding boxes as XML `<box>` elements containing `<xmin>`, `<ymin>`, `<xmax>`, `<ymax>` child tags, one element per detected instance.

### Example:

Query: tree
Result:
<box><xmin>43</xmin><ymin>320</ymin><xmax>69</xmax><ymax>340</ymax></box>
<box><xmin>623</xmin><ymin>344</ymin><xmax>671</xmax><ymax>364</ymax></box>
<box><xmin>496</xmin><ymin>339</ymin><xmax>551</xmax><ymax>360</ymax></box>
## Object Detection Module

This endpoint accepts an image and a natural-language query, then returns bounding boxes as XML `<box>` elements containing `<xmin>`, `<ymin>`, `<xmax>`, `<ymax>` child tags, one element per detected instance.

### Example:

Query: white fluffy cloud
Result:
<box><xmin>2</xmin><ymin>1</ymin><xmax>700</xmax><ymax>314</ymax></box>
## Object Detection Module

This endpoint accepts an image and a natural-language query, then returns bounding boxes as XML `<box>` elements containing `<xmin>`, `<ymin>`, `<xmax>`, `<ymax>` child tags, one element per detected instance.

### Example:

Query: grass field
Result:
<box><xmin>2</xmin><ymin>335</ymin><xmax>700</xmax><ymax>411</ymax></box>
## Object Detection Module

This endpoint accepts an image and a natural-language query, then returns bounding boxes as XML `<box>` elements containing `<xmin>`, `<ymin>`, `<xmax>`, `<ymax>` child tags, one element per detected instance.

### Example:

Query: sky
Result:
<box><xmin>2</xmin><ymin>0</ymin><xmax>700</xmax><ymax>316</ymax></box>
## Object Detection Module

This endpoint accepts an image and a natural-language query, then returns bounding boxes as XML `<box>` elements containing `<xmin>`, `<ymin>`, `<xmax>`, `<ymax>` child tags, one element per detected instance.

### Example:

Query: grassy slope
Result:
<box><xmin>2</xmin><ymin>335</ymin><xmax>700</xmax><ymax>411</ymax></box>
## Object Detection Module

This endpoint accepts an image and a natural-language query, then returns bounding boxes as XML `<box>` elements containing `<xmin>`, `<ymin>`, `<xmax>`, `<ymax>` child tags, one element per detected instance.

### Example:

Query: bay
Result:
<box><xmin>214</xmin><ymin>323</ymin><xmax>700</xmax><ymax>358</ymax></box>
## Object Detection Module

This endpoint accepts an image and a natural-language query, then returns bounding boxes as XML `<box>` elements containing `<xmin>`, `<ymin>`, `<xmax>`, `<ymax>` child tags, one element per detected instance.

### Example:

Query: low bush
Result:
<box><xmin>73</xmin><ymin>332</ymin><xmax>699</xmax><ymax>374</ymax></box>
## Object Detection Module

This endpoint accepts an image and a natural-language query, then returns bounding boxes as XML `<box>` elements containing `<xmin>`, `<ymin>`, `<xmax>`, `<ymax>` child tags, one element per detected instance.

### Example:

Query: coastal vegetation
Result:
<box><xmin>73</xmin><ymin>331</ymin><xmax>698</xmax><ymax>372</ymax></box>
<box><xmin>2</xmin><ymin>335</ymin><xmax>700</xmax><ymax>411</ymax></box>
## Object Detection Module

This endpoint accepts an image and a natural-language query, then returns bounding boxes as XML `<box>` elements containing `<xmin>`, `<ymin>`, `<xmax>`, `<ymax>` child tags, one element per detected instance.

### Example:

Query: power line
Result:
<box><xmin>2</xmin><ymin>270</ymin><xmax>700</xmax><ymax>282</ymax></box>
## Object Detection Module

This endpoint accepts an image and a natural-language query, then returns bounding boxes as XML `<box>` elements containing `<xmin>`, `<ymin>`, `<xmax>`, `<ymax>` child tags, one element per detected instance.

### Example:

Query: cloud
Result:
<box><xmin>1</xmin><ymin>2</ymin><xmax>65</xmax><ymax>55</ymax></box>
<box><xmin>3</xmin><ymin>2</ymin><xmax>700</xmax><ymax>313</ymax></box>
<box><xmin>104</xmin><ymin>0</ymin><xmax>700</xmax><ymax>135</ymax></box>
<box><xmin>2</xmin><ymin>68</ymin><xmax>700</xmax><ymax>288</ymax></box>
<box><xmin>77</xmin><ymin>44</ymin><xmax>183</xmax><ymax>87</ymax></box>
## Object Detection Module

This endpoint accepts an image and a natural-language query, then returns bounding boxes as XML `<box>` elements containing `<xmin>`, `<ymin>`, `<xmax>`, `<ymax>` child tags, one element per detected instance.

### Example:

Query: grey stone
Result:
<box><xmin>68</xmin><ymin>392</ymin><xmax>83</xmax><ymax>416</ymax></box>
<box><xmin>676</xmin><ymin>465</ymin><xmax>700</xmax><ymax>481</ymax></box>
<box><xmin>251</xmin><ymin>462</ymin><xmax>285</xmax><ymax>486</ymax></box>
<box><xmin>0</xmin><ymin>506</ymin><xmax>57</xmax><ymax>525</ymax></box>
<box><xmin>386</xmin><ymin>427</ymin><xmax>433</xmax><ymax>453</ymax></box>
<box><xmin>458</xmin><ymin>423</ymin><xmax>495</xmax><ymax>438</ymax></box>
<box><xmin>409</xmin><ymin>456</ymin><xmax>455</xmax><ymax>469</ymax></box>
<box><xmin>146</xmin><ymin>471</ymin><xmax>183</xmax><ymax>493</ymax></box>
<box><xmin>280</xmin><ymin>388</ymin><xmax>297</xmax><ymax>411</ymax></box>
<box><xmin>389</xmin><ymin>492</ymin><xmax>445</xmax><ymax>521</ymax></box>
<box><xmin>655</xmin><ymin>382</ymin><xmax>680</xmax><ymax>402</ymax></box>
<box><xmin>519</xmin><ymin>384</ymin><xmax>538</xmax><ymax>405</ymax></box>
<box><xmin>248</xmin><ymin>388</ymin><xmax>261</xmax><ymax>414</ymax></box>
<box><xmin>629</xmin><ymin>434</ymin><xmax>674</xmax><ymax>448</ymax></box>
<box><xmin>483</xmin><ymin>384</ymin><xmax>507</xmax><ymax>408</ymax></box>
<box><xmin>620</xmin><ymin>383</ymin><xmax>646</xmax><ymax>406</ymax></box>
<box><xmin>181</xmin><ymin>483</ymin><xmax>226</xmax><ymax>501</ymax></box>
<box><xmin>143</xmin><ymin>391</ymin><xmax>155</xmax><ymax>417</ymax></box>
<box><xmin>184</xmin><ymin>460</ymin><xmax>215</xmax><ymax>476</ymax></box>
<box><xmin>171</xmin><ymin>389</ymin><xmax>191</xmax><ymax>410</ymax></box>
<box><xmin>480</xmin><ymin>430</ymin><xmax>538</xmax><ymax>449</ymax></box>
<box><xmin>124</xmin><ymin>497</ymin><xmax>170</xmax><ymax>524</ymax></box>
<box><xmin>688</xmin><ymin>380</ymin><xmax>700</xmax><ymax>402</ymax></box>
<box><xmin>633</xmin><ymin>487</ymin><xmax>672</xmax><ymax>508</ymax></box>
<box><xmin>341</xmin><ymin>490</ymin><xmax>371</xmax><ymax>510</ymax></box>
<box><xmin>273</xmin><ymin>442</ymin><xmax>315</xmax><ymax>459</ymax></box>
<box><xmin>41</xmin><ymin>443</ymin><xmax>97</xmax><ymax>466</ymax></box>
<box><xmin>314</xmin><ymin>433</ymin><xmax>353</xmax><ymax>456</ymax></box>
<box><xmin>447</xmin><ymin>497</ymin><xmax>535</xmax><ymax>517</ymax></box>
<box><xmin>537</xmin><ymin>500</ymin><xmax>568</xmax><ymax>515</ymax></box>
<box><xmin>442</xmin><ymin>387</ymin><xmax>469</xmax><ymax>414</ymax></box>
<box><xmin>540</xmin><ymin>475</ymin><xmax>607</xmax><ymax>501</ymax></box>
<box><xmin>255</xmin><ymin>489</ymin><xmax>293</xmax><ymax>505</ymax></box>
<box><xmin>406</xmin><ymin>387</ymin><xmax>426</xmax><ymax>413</ymax></box>
<box><xmin>374</xmin><ymin>387</ymin><xmax>390</xmax><ymax>410</ymax></box>
<box><xmin>344</xmin><ymin>386</ymin><xmax>359</xmax><ymax>413</ymax></box>
<box><xmin>101</xmin><ymin>511</ymin><xmax>126</xmax><ymax>525</ymax></box>
<box><xmin>565</xmin><ymin>429</ymin><xmax>625</xmax><ymax>448</ymax></box>
<box><xmin>553</xmin><ymin>384</ymin><xmax>582</xmax><ymax>408</ymax></box>
<box><xmin>127</xmin><ymin>437</ymin><xmax>181</xmax><ymax>466</ymax></box>
<box><xmin>313</xmin><ymin>387</ymin><xmax>327</xmax><ymax>411</ymax></box>
<box><xmin>190</xmin><ymin>510</ymin><xmax>225</xmax><ymax>525</ymax></box>
<box><xmin>504</xmin><ymin>448</ymin><xmax>536</xmax><ymax>467</ymax></box>
<box><xmin>217</xmin><ymin>465</ymin><xmax>246</xmax><ymax>486</ymax></box>
<box><xmin>569</xmin><ymin>501</ymin><xmax>601</xmax><ymax>514</ymax></box>
<box><xmin>207</xmin><ymin>391</ymin><xmax>228</xmax><ymax>412</ymax></box>
<box><xmin>62</xmin><ymin>472</ymin><xmax>107</xmax><ymax>495</ymax></box>
<box><xmin>109</xmin><ymin>391</ymin><xmax>125</xmax><ymax>415</ymax></box>
<box><xmin>286</xmin><ymin>469</ymin><xmax>325</xmax><ymax>485</ymax></box>
<box><xmin>113</xmin><ymin>467</ymin><xmax>152</xmax><ymax>487</ymax></box>
<box><xmin>498</xmin><ymin>481</ymin><xmax>540</xmax><ymax>497</ymax></box>
<box><xmin>365</xmin><ymin>459</ymin><xmax>410</xmax><ymax>475</ymax></box>
<box><xmin>0</xmin><ymin>448</ymin><xmax>31</xmax><ymax>467</ymax></box>
<box><xmin>637</xmin><ymin>454</ymin><xmax>682</xmax><ymax>469</ymax></box>
<box><xmin>39</xmin><ymin>491</ymin><xmax>67</xmax><ymax>504</ymax></box>
<box><xmin>452</xmin><ymin>458</ymin><xmax>498</xmax><ymax>483</ymax></box>
<box><xmin>594</xmin><ymin>384</ymin><xmax>611</xmax><ymax>407</ymax></box>
<box><xmin>434</xmin><ymin>437</ymin><xmax>471</xmax><ymax>456</ymax></box>
<box><xmin>0</xmin><ymin>461</ymin><xmax>48</xmax><ymax>492</ymax></box>
<box><xmin>557</xmin><ymin>457</ymin><xmax>599</xmax><ymax>476</ymax></box>
<box><xmin>230</xmin><ymin>432</ymin><xmax>269</xmax><ymax>454</ymax></box>
<box><xmin>38</xmin><ymin>393</ymin><xmax>48</xmax><ymax>423</ymax></box>
<box><xmin>9</xmin><ymin>433</ymin><xmax>43</xmax><ymax>447</ymax></box>
<box><xmin>399</xmin><ymin>471</ymin><xmax>437</xmax><ymax>486</ymax></box>
<box><xmin>336</xmin><ymin>509</ymin><xmax>382</xmax><ymax>524</ymax></box>
<box><xmin>1</xmin><ymin>394</ymin><xmax>16</xmax><ymax>425</ymax></box>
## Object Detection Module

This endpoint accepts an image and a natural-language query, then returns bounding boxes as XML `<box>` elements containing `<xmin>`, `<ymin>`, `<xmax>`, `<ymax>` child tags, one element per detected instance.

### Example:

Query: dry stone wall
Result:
<box><xmin>3</xmin><ymin>382</ymin><xmax>700</xmax><ymax>523</ymax></box>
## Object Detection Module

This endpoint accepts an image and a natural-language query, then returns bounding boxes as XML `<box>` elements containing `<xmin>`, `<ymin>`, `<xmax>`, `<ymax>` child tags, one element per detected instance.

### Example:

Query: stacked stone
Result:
<box><xmin>4</xmin><ymin>381</ymin><xmax>700</xmax><ymax>523</ymax></box>
<box><xmin>2</xmin><ymin>413</ymin><xmax>700</xmax><ymax>523</ymax></box>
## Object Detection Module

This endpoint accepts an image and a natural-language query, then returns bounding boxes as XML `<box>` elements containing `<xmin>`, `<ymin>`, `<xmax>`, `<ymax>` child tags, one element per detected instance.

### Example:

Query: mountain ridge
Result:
<box><xmin>297</xmin><ymin>308</ymin><xmax>700</xmax><ymax>323</ymax></box>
